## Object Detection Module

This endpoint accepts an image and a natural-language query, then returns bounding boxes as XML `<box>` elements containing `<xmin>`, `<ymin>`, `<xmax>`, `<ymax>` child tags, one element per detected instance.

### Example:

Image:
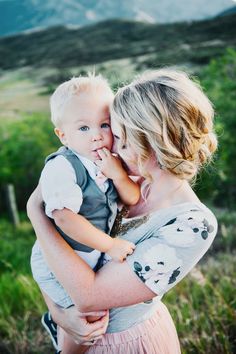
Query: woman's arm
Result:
<box><xmin>27</xmin><ymin>186</ymin><xmax>155</xmax><ymax>312</ymax></box>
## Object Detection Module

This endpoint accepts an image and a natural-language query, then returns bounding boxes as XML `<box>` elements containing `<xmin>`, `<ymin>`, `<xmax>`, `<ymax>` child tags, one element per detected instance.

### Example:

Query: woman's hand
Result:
<box><xmin>60</xmin><ymin>307</ymin><xmax>109</xmax><ymax>345</ymax></box>
<box><xmin>42</xmin><ymin>291</ymin><xmax>109</xmax><ymax>346</ymax></box>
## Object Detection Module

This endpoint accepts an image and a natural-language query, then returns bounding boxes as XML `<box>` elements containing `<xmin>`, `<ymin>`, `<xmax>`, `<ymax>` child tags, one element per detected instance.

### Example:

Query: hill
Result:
<box><xmin>0</xmin><ymin>0</ymin><xmax>233</xmax><ymax>37</ymax></box>
<box><xmin>0</xmin><ymin>14</ymin><xmax>235</xmax><ymax>71</ymax></box>
<box><xmin>217</xmin><ymin>4</ymin><xmax>236</xmax><ymax>17</ymax></box>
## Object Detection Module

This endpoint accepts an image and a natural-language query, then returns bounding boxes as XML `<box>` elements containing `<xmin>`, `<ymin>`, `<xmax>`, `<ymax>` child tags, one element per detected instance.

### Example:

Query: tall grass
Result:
<box><xmin>0</xmin><ymin>220</ymin><xmax>50</xmax><ymax>354</ymax></box>
<box><xmin>166</xmin><ymin>253</ymin><xmax>236</xmax><ymax>353</ymax></box>
<box><xmin>0</xmin><ymin>210</ymin><xmax>235</xmax><ymax>353</ymax></box>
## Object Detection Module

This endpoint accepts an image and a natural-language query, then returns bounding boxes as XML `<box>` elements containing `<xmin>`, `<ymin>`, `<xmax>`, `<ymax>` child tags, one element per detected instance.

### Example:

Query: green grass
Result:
<box><xmin>165</xmin><ymin>252</ymin><xmax>236</xmax><ymax>354</ymax></box>
<box><xmin>0</xmin><ymin>220</ymin><xmax>50</xmax><ymax>354</ymax></box>
<box><xmin>0</xmin><ymin>68</ymin><xmax>50</xmax><ymax>121</ymax></box>
<box><xmin>0</xmin><ymin>212</ymin><xmax>235</xmax><ymax>353</ymax></box>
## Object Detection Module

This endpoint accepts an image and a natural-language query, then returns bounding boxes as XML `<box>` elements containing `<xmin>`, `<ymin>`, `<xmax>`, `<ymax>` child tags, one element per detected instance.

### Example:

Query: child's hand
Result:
<box><xmin>95</xmin><ymin>148</ymin><xmax>127</xmax><ymax>181</ymax></box>
<box><xmin>107</xmin><ymin>238</ymin><xmax>136</xmax><ymax>262</ymax></box>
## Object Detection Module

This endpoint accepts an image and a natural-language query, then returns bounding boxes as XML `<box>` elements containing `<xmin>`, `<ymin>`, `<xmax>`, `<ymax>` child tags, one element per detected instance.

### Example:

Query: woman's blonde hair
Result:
<box><xmin>111</xmin><ymin>69</ymin><xmax>217</xmax><ymax>182</ymax></box>
<box><xmin>50</xmin><ymin>73</ymin><xmax>113</xmax><ymax>127</ymax></box>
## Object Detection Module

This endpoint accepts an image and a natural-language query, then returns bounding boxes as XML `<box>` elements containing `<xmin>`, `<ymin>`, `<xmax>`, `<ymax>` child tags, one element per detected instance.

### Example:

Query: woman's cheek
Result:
<box><xmin>120</xmin><ymin>151</ymin><xmax>139</xmax><ymax>175</ymax></box>
<box><xmin>111</xmin><ymin>139</ymin><xmax>118</xmax><ymax>154</ymax></box>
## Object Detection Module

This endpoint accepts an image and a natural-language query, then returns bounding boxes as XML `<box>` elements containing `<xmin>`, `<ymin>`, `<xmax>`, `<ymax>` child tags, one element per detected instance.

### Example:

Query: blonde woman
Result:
<box><xmin>27</xmin><ymin>69</ymin><xmax>218</xmax><ymax>354</ymax></box>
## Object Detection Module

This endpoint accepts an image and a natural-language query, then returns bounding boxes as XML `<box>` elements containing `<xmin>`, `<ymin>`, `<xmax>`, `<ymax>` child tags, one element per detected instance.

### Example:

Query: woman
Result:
<box><xmin>27</xmin><ymin>69</ymin><xmax>218</xmax><ymax>353</ymax></box>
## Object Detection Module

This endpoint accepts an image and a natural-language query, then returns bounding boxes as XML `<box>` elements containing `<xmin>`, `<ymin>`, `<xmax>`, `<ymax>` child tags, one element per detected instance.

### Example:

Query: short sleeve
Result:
<box><xmin>126</xmin><ymin>209</ymin><xmax>217</xmax><ymax>296</ymax></box>
<box><xmin>40</xmin><ymin>155</ymin><xmax>83</xmax><ymax>218</ymax></box>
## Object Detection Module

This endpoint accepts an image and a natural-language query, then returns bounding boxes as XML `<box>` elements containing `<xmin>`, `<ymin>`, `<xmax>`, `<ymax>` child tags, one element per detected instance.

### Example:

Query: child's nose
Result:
<box><xmin>92</xmin><ymin>131</ymin><xmax>103</xmax><ymax>141</ymax></box>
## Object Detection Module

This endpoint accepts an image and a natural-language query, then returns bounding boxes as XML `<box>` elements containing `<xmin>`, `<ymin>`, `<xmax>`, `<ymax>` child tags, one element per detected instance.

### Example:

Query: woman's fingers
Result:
<box><xmin>83</xmin><ymin>337</ymin><xmax>102</xmax><ymax>346</ymax></box>
<box><xmin>85</xmin><ymin>312</ymin><xmax>109</xmax><ymax>332</ymax></box>
<box><xmin>79</xmin><ymin>310</ymin><xmax>107</xmax><ymax>317</ymax></box>
<box><xmin>85</xmin><ymin>323</ymin><xmax>108</xmax><ymax>340</ymax></box>
<box><xmin>82</xmin><ymin>333</ymin><xmax>103</xmax><ymax>343</ymax></box>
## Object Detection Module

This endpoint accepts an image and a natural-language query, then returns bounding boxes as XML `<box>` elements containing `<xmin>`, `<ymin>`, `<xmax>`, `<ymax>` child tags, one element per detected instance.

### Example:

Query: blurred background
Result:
<box><xmin>0</xmin><ymin>1</ymin><xmax>235</xmax><ymax>353</ymax></box>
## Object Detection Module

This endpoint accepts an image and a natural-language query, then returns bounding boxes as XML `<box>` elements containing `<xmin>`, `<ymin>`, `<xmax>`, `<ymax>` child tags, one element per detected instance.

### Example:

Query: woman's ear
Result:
<box><xmin>54</xmin><ymin>127</ymin><xmax>67</xmax><ymax>145</ymax></box>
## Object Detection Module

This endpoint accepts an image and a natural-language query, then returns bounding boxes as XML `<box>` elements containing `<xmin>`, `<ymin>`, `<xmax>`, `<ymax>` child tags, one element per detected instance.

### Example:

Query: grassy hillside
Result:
<box><xmin>0</xmin><ymin>14</ymin><xmax>235</xmax><ymax>70</ymax></box>
<box><xmin>0</xmin><ymin>208</ymin><xmax>235</xmax><ymax>353</ymax></box>
<box><xmin>0</xmin><ymin>69</ymin><xmax>50</xmax><ymax>121</ymax></box>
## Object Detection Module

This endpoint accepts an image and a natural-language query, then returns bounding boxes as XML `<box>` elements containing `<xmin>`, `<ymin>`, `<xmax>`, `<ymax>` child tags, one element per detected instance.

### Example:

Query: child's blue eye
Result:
<box><xmin>79</xmin><ymin>126</ymin><xmax>89</xmax><ymax>131</ymax></box>
<box><xmin>101</xmin><ymin>123</ymin><xmax>110</xmax><ymax>129</ymax></box>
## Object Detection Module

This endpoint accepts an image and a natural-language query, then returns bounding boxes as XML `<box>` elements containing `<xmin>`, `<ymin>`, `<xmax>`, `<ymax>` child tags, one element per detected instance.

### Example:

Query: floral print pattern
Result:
<box><xmin>158</xmin><ymin>211</ymin><xmax>215</xmax><ymax>247</ymax></box>
<box><xmin>131</xmin><ymin>211</ymin><xmax>215</xmax><ymax>295</ymax></box>
<box><xmin>134</xmin><ymin>244</ymin><xmax>183</xmax><ymax>293</ymax></box>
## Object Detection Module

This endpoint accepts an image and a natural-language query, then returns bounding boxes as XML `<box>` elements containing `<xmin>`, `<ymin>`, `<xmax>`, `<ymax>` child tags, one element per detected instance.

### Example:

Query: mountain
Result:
<box><xmin>0</xmin><ymin>13</ymin><xmax>235</xmax><ymax>71</ymax></box>
<box><xmin>217</xmin><ymin>4</ymin><xmax>236</xmax><ymax>17</ymax></box>
<box><xmin>0</xmin><ymin>0</ymin><xmax>233</xmax><ymax>37</ymax></box>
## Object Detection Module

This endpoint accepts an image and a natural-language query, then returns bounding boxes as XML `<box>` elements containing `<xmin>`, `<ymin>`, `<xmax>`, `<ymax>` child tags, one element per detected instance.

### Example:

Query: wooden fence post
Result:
<box><xmin>4</xmin><ymin>183</ymin><xmax>20</xmax><ymax>227</ymax></box>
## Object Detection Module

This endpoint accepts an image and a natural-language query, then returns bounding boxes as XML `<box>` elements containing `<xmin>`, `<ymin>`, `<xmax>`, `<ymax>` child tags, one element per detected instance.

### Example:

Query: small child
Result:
<box><xmin>30</xmin><ymin>74</ymin><xmax>140</xmax><ymax>348</ymax></box>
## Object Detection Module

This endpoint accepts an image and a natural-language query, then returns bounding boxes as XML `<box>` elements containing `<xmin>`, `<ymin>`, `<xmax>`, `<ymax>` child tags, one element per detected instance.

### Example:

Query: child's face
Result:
<box><xmin>56</xmin><ymin>90</ymin><xmax>113</xmax><ymax>161</ymax></box>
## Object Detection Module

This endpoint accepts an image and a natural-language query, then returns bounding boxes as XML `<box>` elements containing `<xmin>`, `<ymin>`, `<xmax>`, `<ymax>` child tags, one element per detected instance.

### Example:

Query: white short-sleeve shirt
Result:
<box><xmin>39</xmin><ymin>150</ymin><xmax>109</xmax><ymax>269</ymax></box>
<box><xmin>40</xmin><ymin>151</ymin><xmax>109</xmax><ymax>219</ymax></box>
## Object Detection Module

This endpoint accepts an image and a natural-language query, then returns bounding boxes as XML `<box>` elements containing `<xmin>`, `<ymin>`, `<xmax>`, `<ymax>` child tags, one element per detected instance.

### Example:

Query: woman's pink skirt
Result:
<box><xmin>86</xmin><ymin>302</ymin><xmax>181</xmax><ymax>354</ymax></box>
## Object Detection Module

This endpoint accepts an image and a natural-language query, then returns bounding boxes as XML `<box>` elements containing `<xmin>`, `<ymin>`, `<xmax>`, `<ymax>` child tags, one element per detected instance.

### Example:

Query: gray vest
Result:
<box><xmin>45</xmin><ymin>146</ymin><xmax>118</xmax><ymax>252</ymax></box>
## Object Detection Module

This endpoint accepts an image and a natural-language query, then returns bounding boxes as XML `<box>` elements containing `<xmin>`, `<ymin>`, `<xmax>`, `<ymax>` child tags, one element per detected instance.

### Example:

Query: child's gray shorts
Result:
<box><xmin>31</xmin><ymin>240</ymin><xmax>73</xmax><ymax>308</ymax></box>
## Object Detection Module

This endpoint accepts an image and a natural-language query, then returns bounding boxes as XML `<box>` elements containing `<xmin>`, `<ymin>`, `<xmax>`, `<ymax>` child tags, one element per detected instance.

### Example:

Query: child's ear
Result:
<box><xmin>54</xmin><ymin>127</ymin><xmax>67</xmax><ymax>145</ymax></box>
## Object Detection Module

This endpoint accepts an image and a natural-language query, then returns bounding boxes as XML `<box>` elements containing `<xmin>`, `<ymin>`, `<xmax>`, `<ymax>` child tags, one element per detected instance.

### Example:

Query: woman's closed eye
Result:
<box><xmin>113</xmin><ymin>134</ymin><xmax>127</xmax><ymax>150</ymax></box>
<box><xmin>114</xmin><ymin>135</ymin><xmax>120</xmax><ymax>140</ymax></box>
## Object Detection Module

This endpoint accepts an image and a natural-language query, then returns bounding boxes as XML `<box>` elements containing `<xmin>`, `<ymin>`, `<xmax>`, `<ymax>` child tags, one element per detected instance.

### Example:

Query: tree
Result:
<box><xmin>0</xmin><ymin>113</ymin><xmax>59</xmax><ymax>210</ymax></box>
<box><xmin>196</xmin><ymin>48</ymin><xmax>236</xmax><ymax>207</ymax></box>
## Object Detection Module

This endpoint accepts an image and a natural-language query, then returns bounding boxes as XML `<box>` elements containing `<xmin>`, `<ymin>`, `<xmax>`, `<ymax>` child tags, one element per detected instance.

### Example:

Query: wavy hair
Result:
<box><xmin>111</xmin><ymin>69</ymin><xmax>217</xmax><ymax>183</ymax></box>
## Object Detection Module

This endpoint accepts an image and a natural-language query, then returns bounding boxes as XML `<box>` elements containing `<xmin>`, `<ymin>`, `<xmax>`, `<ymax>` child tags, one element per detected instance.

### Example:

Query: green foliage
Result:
<box><xmin>0</xmin><ymin>113</ymin><xmax>59</xmax><ymax>209</ymax></box>
<box><xmin>0</xmin><ymin>219</ymin><xmax>50</xmax><ymax>353</ymax></box>
<box><xmin>208</xmin><ymin>206</ymin><xmax>236</xmax><ymax>254</ymax></box>
<box><xmin>0</xmin><ymin>214</ymin><xmax>235</xmax><ymax>353</ymax></box>
<box><xmin>196</xmin><ymin>48</ymin><xmax>236</xmax><ymax>207</ymax></box>
<box><xmin>166</xmin><ymin>253</ymin><xmax>236</xmax><ymax>354</ymax></box>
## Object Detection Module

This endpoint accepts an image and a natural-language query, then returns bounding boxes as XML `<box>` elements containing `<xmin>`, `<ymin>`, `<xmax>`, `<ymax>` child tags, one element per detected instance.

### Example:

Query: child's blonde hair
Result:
<box><xmin>111</xmin><ymin>69</ymin><xmax>217</xmax><ymax>182</ymax></box>
<box><xmin>50</xmin><ymin>73</ymin><xmax>114</xmax><ymax>127</ymax></box>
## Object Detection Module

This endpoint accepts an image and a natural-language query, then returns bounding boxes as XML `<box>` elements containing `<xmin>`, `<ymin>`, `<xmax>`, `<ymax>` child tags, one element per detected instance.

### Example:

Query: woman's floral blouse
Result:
<box><xmin>121</xmin><ymin>203</ymin><xmax>217</xmax><ymax>297</ymax></box>
<box><xmin>105</xmin><ymin>202</ymin><xmax>217</xmax><ymax>332</ymax></box>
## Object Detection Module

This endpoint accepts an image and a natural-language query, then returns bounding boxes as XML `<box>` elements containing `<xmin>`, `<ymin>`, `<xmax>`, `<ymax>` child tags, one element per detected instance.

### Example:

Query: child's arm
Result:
<box><xmin>41</xmin><ymin>156</ymin><xmax>135</xmax><ymax>262</ymax></box>
<box><xmin>96</xmin><ymin>148</ymin><xmax>141</xmax><ymax>206</ymax></box>
<box><xmin>52</xmin><ymin>208</ymin><xmax>135</xmax><ymax>262</ymax></box>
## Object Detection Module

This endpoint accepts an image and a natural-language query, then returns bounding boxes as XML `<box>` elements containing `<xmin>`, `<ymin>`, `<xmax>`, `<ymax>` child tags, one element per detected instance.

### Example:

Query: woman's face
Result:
<box><xmin>111</xmin><ymin>116</ymin><xmax>140</xmax><ymax>175</ymax></box>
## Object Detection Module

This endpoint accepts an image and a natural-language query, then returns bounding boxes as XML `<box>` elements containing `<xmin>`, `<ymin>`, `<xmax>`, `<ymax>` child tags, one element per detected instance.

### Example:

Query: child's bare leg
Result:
<box><xmin>59</xmin><ymin>327</ymin><xmax>88</xmax><ymax>354</ymax></box>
